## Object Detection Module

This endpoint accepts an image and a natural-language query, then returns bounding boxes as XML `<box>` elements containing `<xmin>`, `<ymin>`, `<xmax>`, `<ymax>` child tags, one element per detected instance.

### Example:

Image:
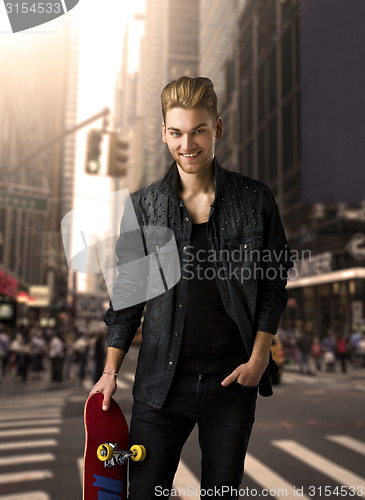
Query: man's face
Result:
<box><xmin>162</xmin><ymin>107</ymin><xmax>223</xmax><ymax>175</ymax></box>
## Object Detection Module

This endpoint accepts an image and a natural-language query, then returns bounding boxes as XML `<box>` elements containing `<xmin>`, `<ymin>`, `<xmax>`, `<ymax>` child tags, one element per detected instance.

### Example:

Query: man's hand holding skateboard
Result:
<box><xmin>89</xmin><ymin>372</ymin><xmax>118</xmax><ymax>411</ymax></box>
<box><xmin>84</xmin><ymin>347</ymin><xmax>146</xmax><ymax>500</ymax></box>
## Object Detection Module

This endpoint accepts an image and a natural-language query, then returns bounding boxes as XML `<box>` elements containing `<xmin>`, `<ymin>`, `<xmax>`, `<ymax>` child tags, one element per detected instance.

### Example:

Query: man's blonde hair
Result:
<box><xmin>161</xmin><ymin>76</ymin><xmax>218</xmax><ymax>122</ymax></box>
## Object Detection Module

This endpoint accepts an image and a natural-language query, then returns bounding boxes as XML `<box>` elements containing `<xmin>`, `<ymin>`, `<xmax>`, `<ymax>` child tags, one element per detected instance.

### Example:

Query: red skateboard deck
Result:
<box><xmin>83</xmin><ymin>393</ymin><xmax>145</xmax><ymax>500</ymax></box>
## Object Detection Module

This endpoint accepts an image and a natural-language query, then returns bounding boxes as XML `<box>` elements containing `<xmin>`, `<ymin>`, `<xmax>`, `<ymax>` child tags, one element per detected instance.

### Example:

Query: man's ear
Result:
<box><xmin>162</xmin><ymin>121</ymin><xmax>167</xmax><ymax>143</ymax></box>
<box><xmin>215</xmin><ymin>117</ymin><xmax>223</xmax><ymax>140</ymax></box>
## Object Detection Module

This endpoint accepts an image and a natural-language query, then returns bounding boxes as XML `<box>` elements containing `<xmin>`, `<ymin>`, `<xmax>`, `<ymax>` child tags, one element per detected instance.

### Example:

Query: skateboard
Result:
<box><xmin>83</xmin><ymin>392</ymin><xmax>146</xmax><ymax>500</ymax></box>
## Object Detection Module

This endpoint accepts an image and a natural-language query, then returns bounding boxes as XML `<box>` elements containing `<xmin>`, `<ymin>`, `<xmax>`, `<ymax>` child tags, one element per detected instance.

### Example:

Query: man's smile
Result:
<box><xmin>180</xmin><ymin>151</ymin><xmax>201</xmax><ymax>158</ymax></box>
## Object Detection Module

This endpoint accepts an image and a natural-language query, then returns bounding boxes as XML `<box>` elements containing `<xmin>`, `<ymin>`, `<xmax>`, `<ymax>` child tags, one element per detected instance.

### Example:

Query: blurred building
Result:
<box><xmin>0</xmin><ymin>17</ymin><xmax>79</xmax><ymax>327</ymax></box>
<box><xmin>112</xmin><ymin>13</ymin><xmax>145</xmax><ymax>195</ymax></box>
<box><xmin>200</xmin><ymin>0</ymin><xmax>247</xmax><ymax>108</ymax></box>
<box><xmin>214</xmin><ymin>0</ymin><xmax>365</xmax><ymax>336</ymax></box>
<box><xmin>139</xmin><ymin>0</ymin><xmax>200</xmax><ymax>185</ymax></box>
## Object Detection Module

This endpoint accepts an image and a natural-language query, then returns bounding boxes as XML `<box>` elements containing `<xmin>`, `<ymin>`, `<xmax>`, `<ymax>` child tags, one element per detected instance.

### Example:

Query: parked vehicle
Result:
<box><xmin>271</xmin><ymin>336</ymin><xmax>285</xmax><ymax>384</ymax></box>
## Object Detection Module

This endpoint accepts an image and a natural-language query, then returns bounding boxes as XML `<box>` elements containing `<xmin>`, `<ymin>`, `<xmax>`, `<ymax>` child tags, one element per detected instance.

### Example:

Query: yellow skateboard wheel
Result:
<box><xmin>130</xmin><ymin>444</ymin><xmax>146</xmax><ymax>462</ymax></box>
<box><xmin>97</xmin><ymin>444</ymin><xmax>114</xmax><ymax>462</ymax></box>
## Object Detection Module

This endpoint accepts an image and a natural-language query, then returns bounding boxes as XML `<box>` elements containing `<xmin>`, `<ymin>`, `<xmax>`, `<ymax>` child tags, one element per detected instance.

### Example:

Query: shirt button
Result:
<box><xmin>243</xmin><ymin>243</ymin><xmax>247</xmax><ymax>249</ymax></box>
<box><xmin>155</xmin><ymin>245</ymin><xmax>160</xmax><ymax>251</ymax></box>
<box><xmin>179</xmin><ymin>303</ymin><xmax>183</xmax><ymax>308</ymax></box>
<box><xmin>168</xmin><ymin>361</ymin><xmax>173</xmax><ymax>366</ymax></box>
<box><xmin>183</xmin><ymin>246</ymin><xmax>188</xmax><ymax>252</ymax></box>
<box><xmin>174</xmin><ymin>332</ymin><xmax>179</xmax><ymax>337</ymax></box>
<box><xmin>185</xmin><ymin>217</ymin><xmax>190</xmax><ymax>222</ymax></box>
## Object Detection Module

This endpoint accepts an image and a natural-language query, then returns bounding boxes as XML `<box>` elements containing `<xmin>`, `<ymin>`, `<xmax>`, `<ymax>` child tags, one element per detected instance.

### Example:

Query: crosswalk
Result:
<box><xmin>173</xmin><ymin>434</ymin><xmax>365</xmax><ymax>499</ymax></box>
<box><xmin>282</xmin><ymin>371</ymin><xmax>365</xmax><ymax>394</ymax></box>
<box><xmin>80</xmin><ymin>366</ymin><xmax>365</xmax><ymax>500</ymax></box>
<box><xmin>0</xmin><ymin>391</ymin><xmax>69</xmax><ymax>500</ymax></box>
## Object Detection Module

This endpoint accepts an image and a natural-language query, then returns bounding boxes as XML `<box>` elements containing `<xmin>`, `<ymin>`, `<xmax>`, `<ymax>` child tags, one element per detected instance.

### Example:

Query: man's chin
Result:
<box><xmin>175</xmin><ymin>157</ymin><xmax>210</xmax><ymax>175</ymax></box>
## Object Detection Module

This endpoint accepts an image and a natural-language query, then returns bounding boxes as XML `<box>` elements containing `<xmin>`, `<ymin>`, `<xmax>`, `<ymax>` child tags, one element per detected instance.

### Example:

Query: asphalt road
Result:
<box><xmin>0</xmin><ymin>347</ymin><xmax>364</xmax><ymax>500</ymax></box>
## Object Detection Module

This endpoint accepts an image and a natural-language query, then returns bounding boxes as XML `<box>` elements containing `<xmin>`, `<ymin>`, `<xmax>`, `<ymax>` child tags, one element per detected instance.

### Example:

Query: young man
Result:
<box><xmin>90</xmin><ymin>76</ymin><xmax>292</xmax><ymax>499</ymax></box>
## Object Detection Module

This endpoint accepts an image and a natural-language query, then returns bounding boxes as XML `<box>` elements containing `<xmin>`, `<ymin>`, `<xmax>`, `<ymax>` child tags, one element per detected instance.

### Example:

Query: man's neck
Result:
<box><xmin>177</xmin><ymin>160</ymin><xmax>215</xmax><ymax>199</ymax></box>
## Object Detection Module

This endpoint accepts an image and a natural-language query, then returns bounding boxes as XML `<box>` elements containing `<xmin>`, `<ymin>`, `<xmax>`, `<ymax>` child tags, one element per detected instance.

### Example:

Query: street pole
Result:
<box><xmin>7</xmin><ymin>107</ymin><xmax>111</xmax><ymax>179</ymax></box>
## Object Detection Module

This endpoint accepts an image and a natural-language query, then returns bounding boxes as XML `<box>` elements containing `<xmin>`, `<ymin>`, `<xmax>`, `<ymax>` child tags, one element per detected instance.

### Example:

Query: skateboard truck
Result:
<box><xmin>97</xmin><ymin>443</ymin><xmax>146</xmax><ymax>468</ymax></box>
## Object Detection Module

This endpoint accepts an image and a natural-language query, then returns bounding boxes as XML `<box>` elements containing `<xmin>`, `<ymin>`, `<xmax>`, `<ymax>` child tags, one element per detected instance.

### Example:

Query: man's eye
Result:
<box><xmin>194</xmin><ymin>129</ymin><xmax>204</xmax><ymax>134</ymax></box>
<box><xmin>171</xmin><ymin>132</ymin><xmax>181</xmax><ymax>137</ymax></box>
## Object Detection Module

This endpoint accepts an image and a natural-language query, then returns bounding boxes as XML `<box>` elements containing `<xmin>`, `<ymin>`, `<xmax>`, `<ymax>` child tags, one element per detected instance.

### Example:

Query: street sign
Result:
<box><xmin>345</xmin><ymin>233</ymin><xmax>365</xmax><ymax>261</ymax></box>
<box><xmin>0</xmin><ymin>191</ymin><xmax>48</xmax><ymax>212</ymax></box>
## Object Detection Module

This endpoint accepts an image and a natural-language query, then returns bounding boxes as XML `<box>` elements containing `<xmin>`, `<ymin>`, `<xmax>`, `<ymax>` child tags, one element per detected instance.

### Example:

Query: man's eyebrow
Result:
<box><xmin>167</xmin><ymin>123</ymin><xmax>208</xmax><ymax>132</ymax></box>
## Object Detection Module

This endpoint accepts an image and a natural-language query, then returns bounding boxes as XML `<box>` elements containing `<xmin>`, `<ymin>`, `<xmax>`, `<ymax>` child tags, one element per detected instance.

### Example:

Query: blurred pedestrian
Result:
<box><xmin>93</xmin><ymin>331</ymin><xmax>107</xmax><ymax>384</ymax></box>
<box><xmin>49</xmin><ymin>332</ymin><xmax>65</xmax><ymax>382</ymax></box>
<box><xmin>64</xmin><ymin>330</ymin><xmax>76</xmax><ymax>381</ymax></box>
<box><xmin>0</xmin><ymin>326</ymin><xmax>10</xmax><ymax>381</ymax></box>
<box><xmin>321</xmin><ymin>331</ymin><xmax>336</xmax><ymax>372</ymax></box>
<box><xmin>357</xmin><ymin>332</ymin><xmax>365</xmax><ymax>368</ymax></box>
<box><xmin>349</xmin><ymin>329</ymin><xmax>363</xmax><ymax>368</ymax></box>
<box><xmin>296</xmin><ymin>332</ymin><xmax>313</xmax><ymax>375</ymax></box>
<box><xmin>30</xmin><ymin>328</ymin><xmax>46</xmax><ymax>377</ymax></box>
<box><xmin>10</xmin><ymin>330</ymin><xmax>32</xmax><ymax>382</ymax></box>
<box><xmin>310</xmin><ymin>336</ymin><xmax>323</xmax><ymax>372</ymax></box>
<box><xmin>335</xmin><ymin>333</ymin><xmax>348</xmax><ymax>374</ymax></box>
<box><xmin>73</xmin><ymin>330</ymin><xmax>90</xmax><ymax>381</ymax></box>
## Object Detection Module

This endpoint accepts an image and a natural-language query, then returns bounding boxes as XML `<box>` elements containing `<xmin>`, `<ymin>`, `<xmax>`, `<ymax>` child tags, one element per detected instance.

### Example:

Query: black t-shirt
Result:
<box><xmin>177</xmin><ymin>222</ymin><xmax>247</xmax><ymax>374</ymax></box>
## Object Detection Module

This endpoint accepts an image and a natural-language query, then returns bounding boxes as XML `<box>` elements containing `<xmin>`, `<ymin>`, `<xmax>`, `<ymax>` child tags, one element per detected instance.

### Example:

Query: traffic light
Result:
<box><xmin>107</xmin><ymin>132</ymin><xmax>129</xmax><ymax>176</ymax></box>
<box><xmin>85</xmin><ymin>129</ymin><xmax>103</xmax><ymax>174</ymax></box>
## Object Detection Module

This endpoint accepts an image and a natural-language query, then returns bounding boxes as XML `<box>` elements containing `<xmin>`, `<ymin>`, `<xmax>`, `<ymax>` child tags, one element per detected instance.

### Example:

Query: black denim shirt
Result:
<box><xmin>104</xmin><ymin>157</ymin><xmax>292</xmax><ymax>408</ymax></box>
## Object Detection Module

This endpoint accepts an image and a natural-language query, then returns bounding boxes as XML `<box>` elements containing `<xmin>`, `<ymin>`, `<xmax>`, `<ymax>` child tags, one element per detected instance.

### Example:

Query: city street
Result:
<box><xmin>1</xmin><ymin>1</ymin><xmax>365</xmax><ymax>499</ymax></box>
<box><xmin>0</xmin><ymin>346</ymin><xmax>364</xmax><ymax>500</ymax></box>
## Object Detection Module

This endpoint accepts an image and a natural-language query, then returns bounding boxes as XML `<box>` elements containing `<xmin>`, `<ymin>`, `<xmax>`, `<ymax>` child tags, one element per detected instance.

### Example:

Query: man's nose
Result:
<box><xmin>182</xmin><ymin>134</ymin><xmax>195</xmax><ymax>151</ymax></box>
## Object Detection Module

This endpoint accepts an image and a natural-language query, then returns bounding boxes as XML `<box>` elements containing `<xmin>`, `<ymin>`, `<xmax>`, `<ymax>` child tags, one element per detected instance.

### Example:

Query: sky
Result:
<box><xmin>74</xmin><ymin>0</ymin><xmax>145</xmax><ymax>290</ymax></box>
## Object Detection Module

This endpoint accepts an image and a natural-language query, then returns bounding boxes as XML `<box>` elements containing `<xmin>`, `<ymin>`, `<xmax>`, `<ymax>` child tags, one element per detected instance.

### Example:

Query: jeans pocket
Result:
<box><xmin>234</xmin><ymin>380</ymin><xmax>259</xmax><ymax>391</ymax></box>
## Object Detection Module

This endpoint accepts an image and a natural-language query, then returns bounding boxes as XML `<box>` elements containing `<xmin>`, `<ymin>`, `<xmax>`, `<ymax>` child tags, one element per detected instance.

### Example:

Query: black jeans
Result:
<box><xmin>128</xmin><ymin>370</ymin><xmax>258</xmax><ymax>500</ymax></box>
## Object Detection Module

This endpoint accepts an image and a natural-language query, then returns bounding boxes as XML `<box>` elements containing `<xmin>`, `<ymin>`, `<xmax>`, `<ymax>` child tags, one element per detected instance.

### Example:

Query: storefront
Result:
<box><xmin>282</xmin><ymin>250</ymin><xmax>365</xmax><ymax>337</ymax></box>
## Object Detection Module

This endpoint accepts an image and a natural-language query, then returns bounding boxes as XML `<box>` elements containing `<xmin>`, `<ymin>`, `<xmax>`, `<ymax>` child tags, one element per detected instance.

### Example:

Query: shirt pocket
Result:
<box><xmin>224</xmin><ymin>233</ymin><xmax>262</xmax><ymax>285</ymax></box>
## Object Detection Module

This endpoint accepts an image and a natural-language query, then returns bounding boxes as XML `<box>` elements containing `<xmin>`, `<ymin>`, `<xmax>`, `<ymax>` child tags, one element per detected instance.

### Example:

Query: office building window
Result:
<box><xmin>269</xmin><ymin>119</ymin><xmax>277</xmax><ymax>181</ymax></box>
<box><xmin>247</xmin><ymin>82</ymin><xmax>253</xmax><ymax>135</ymax></box>
<box><xmin>258</xmin><ymin>63</ymin><xmax>266</xmax><ymax>123</ymax></box>
<box><xmin>282</xmin><ymin>101</ymin><xmax>294</xmax><ymax>171</ymax></box>
<box><xmin>258</xmin><ymin>129</ymin><xmax>266</xmax><ymax>183</ymax></box>
<box><xmin>247</xmin><ymin>141</ymin><xmax>253</xmax><ymax>178</ymax></box>
<box><xmin>268</xmin><ymin>49</ymin><xmax>277</xmax><ymax>111</ymax></box>
<box><xmin>282</xmin><ymin>28</ymin><xmax>292</xmax><ymax>97</ymax></box>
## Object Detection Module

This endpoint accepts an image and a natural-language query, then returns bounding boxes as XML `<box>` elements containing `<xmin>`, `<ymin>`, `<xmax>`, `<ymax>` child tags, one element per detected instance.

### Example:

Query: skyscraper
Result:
<box><xmin>139</xmin><ymin>0</ymin><xmax>200</xmax><ymax>185</ymax></box>
<box><xmin>0</xmin><ymin>16</ymin><xmax>79</xmax><ymax>321</ymax></box>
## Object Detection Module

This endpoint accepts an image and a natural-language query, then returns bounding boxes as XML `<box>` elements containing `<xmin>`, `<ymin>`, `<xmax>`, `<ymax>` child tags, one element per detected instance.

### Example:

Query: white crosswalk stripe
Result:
<box><xmin>173</xmin><ymin>460</ymin><xmax>200</xmax><ymax>498</ymax></box>
<box><xmin>283</xmin><ymin>372</ymin><xmax>334</xmax><ymax>385</ymax></box>
<box><xmin>0</xmin><ymin>412</ymin><xmax>61</xmax><ymax>422</ymax></box>
<box><xmin>170</xmin><ymin>435</ymin><xmax>365</xmax><ymax>499</ymax></box>
<box><xmin>0</xmin><ymin>390</ymin><xmax>70</xmax><ymax>499</ymax></box>
<box><xmin>77</xmin><ymin>457</ymin><xmax>83</xmax><ymax>488</ymax></box>
<box><xmin>116</xmin><ymin>378</ymin><xmax>130</xmax><ymax>390</ymax></box>
<box><xmin>0</xmin><ymin>427</ymin><xmax>60</xmax><ymax>438</ymax></box>
<box><xmin>0</xmin><ymin>440</ymin><xmax>57</xmax><ymax>452</ymax></box>
<box><xmin>244</xmin><ymin>453</ymin><xmax>311</xmax><ymax>500</ymax></box>
<box><xmin>0</xmin><ymin>492</ymin><xmax>50</xmax><ymax>500</ymax></box>
<box><xmin>0</xmin><ymin>419</ymin><xmax>62</xmax><ymax>429</ymax></box>
<box><xmin>0</xmin><ymin>470</ymin><xmax>53</xmax><ymax>485</ymax></box>
<box><xmin>0</xmin><ymin>454</ymin><xmax>55</xmax><ymax>467</ymax></box>
<box><xmin>272</xmin><ymin>439</ymin><xmax>365</xmax><ymax>497</ymax></box>
<box><xmin>327</xmin><ymin>435</ymin><xmax>365</xmax><ymax>456</ymax></box>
